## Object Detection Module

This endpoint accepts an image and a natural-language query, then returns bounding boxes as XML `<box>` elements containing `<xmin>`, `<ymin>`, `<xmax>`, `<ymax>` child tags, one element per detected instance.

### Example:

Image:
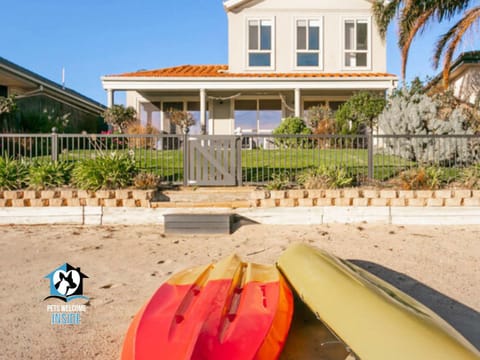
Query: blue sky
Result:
<box><xmin>2</xmin><ymin>1</ymin><xmax>478</xmax><ymax>105</ymax></box>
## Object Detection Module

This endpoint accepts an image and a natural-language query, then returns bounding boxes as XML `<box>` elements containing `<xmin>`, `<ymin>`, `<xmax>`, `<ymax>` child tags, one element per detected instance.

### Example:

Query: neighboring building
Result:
<box><xmin>0</xmin><ymin>57</ymin><xmax>105</xmax><ymax>133</ymax></box>
<box><xmin>101</xmin><ymin>0</ymin><xmax>397</xmax><ymax>135</ymax></box>
<box><xmin>428</xmin><ymin>51</ymin><xmax>480</xmax><ymax>105</ymax></box>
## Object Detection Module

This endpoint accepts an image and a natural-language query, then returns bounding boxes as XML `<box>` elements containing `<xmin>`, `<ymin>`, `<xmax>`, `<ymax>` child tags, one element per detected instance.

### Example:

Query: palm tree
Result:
<box><xmin>373</xmin><ymin>0</ymin><xmax>479</xmax><ymax>88</ymax></box>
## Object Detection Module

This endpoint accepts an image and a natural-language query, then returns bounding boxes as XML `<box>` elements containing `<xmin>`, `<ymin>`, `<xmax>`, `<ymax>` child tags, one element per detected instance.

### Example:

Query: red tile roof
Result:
<box><xmin>109</xmin><ymin>65</ymin><xmax>395</xmax><ymax>79</ymax></box>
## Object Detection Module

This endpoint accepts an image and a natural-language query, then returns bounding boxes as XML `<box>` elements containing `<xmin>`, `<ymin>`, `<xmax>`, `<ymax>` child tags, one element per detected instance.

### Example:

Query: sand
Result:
<box><xmin>0</xmin><ymin>223</ymin><xmax>479</xmax><ymax>359</ymax></box>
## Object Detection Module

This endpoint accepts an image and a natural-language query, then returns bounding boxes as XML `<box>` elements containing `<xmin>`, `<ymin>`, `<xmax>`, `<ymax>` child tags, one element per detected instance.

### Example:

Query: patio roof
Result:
<box><xmin>102</xmin><ymin>65</ymin><xmax>398</xmax><ymax>95</ymax></box>
<box><xmin>107</xmin><ymin>64</ymin><xmax>396</xmax><ymax>79</ymax></box>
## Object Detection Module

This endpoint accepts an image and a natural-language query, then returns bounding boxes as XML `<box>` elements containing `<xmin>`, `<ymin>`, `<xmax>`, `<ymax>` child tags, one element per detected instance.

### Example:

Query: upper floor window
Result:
<box><xmin>248</xmin><ymin>19</ymin><xmax>273</xmax><ymax>67</ymax></box>
<box><xmin>344</xmin><ymin>18</ymin><xmax>370</xmax><ymax>69</ymax></box>
<box><xmin>296</xmin><ymin>19</ymin><xmax>322</xmax><ymax>68</ymax></box>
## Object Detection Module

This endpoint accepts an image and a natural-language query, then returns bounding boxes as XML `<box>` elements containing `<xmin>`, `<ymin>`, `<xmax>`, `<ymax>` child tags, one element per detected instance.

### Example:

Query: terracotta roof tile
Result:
<box><xmin>108</xmin><ymin>65</ymin><xmax>396</xmax><ymax>79</ymax></box>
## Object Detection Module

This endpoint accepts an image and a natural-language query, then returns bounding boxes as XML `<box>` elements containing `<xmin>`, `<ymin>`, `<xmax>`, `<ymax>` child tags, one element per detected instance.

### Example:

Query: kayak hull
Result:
<box><xmin>277</xmin><ymin>243</ymin><xmax>480</xmax><ymax>360</ymax></box>
<box><xmin>122</xmin><ymin>255</ymin><xmax>293</xmax><ymax>360</ymax></box>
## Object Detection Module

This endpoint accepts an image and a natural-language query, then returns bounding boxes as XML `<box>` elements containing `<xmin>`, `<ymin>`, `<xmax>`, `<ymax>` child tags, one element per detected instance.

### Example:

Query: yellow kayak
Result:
<box><xmin>277</xmin><ymin>243</ymin><xmax>480</xmax><ymax>360</ymax></box>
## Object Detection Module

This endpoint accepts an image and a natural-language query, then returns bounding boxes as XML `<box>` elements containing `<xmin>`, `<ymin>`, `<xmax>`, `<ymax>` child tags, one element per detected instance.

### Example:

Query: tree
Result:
<box><xmin>335</xmin><ymin>92</ymin><xmax>386</xmax><ymax>134</ymax></box>
<box><xmin>0</xmin><ymin>95</ymin><xmax>16</xmax><ymax>115</ymax></box>
<box><xmin>102</xmin><ymin>105</ymin><xmax>137</xmax><ymax>133</ymax></box>
<box><xmin>372</xmin><ymin>0</ymin><xmax>479</xmax><ymax>88</ymax></box>
<box><xmin>167</xmin><ymin>109</ymin><xmax>196</xmax><ymax>134</ymax></box>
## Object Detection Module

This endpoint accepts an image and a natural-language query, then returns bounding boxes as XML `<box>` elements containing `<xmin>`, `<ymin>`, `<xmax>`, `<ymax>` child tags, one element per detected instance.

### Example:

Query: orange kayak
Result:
<box><xmin>122</xmin><ymin>255</ymin><xmax>293</xmax><ymax>360</ymax></box>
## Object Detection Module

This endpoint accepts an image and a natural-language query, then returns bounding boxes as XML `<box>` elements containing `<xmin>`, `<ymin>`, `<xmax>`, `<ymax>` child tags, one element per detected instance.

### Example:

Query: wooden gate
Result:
<box><xmin>186</xmin><ymin>136</ymin><xmax>241</xmax><ymax>186</ymax></box>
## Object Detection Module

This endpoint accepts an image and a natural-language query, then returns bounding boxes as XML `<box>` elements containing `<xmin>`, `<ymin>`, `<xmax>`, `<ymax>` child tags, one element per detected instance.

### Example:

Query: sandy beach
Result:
<box><xmin>0</xmin><ymin>223</ymin><xmax>479</xmax><ymax>359</ymax></box>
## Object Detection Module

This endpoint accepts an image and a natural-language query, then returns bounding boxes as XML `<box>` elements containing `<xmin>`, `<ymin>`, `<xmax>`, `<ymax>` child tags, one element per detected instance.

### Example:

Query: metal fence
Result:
<box><xmin>1</xmin><ymin>131</ymin><xmax>479</xmax><ymax>186</ymax></box>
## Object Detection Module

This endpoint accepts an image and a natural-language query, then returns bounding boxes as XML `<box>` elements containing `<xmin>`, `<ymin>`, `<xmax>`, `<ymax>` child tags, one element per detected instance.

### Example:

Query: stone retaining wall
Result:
<box><xmin>0</xmin><ymin>190</ymin><xmax>155</xmax><ymax>208</ymax></box>
<box><xmin>1</xmin><ymin>188</ymin><xmax>480</xmax><ymax>208</ymax></box>
<box><xmin>249</xmin><ymin>189</ymin><xmax>480</xmax><ymax>208</ymax></box>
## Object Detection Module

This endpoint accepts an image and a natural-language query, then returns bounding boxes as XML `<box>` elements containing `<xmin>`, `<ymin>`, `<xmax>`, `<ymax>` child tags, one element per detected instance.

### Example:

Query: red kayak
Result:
<box><xmin>122</xmin><ymin>255</ymin><xmax>293</xmax><ymax>359</ymax></box>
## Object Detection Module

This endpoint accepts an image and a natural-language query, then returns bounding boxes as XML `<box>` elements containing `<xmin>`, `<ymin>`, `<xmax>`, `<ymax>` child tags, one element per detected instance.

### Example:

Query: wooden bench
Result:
<box><xmin>163</xmin><ymin>213</ymin><xmax>234</xmax><ymax>234</ymax></box>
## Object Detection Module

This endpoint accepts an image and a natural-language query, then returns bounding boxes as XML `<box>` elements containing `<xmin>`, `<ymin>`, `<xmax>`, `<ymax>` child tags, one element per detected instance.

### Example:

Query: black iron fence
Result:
<box><xmin>1</xmin><ymin>130</ymin><xmax>479</xmax><ymax>186</ymax></box>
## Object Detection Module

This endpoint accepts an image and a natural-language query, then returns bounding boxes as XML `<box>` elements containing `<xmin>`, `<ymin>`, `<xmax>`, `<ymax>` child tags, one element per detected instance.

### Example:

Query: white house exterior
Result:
<box><xmin>101</xmin><ymin>0</ymin><xmax>397</xmax><ymax>135</ymax></box>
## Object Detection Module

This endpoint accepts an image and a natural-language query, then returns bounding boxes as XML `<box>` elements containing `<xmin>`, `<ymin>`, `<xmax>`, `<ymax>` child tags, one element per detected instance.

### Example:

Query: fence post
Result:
<box><xmin>367</xmin><ymin>130</ymin><xmax>373</xmax><ymax>180</ymax></box>
<box><xmin>236</xmin><ymin>136</ymin><xmax>243</xmax><ymax>186</ymax></box>
<box><xmin>183</xmin><ymin>132</ymin><xmax>189</xmax><ymax>186</ymax></box>
<box><xmin>51</xmin><ymin>127</ymin><xmax>58</xmax><ymax>162</ymax></box>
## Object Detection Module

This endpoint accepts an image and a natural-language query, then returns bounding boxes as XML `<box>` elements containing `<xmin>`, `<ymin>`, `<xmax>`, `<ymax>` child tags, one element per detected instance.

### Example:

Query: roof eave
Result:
<box><xmin>102</xmin><ymin>75</ymin><xmax>398</xmax><ymax>82</ymax></box>
<box><xmin>0</xmin><ymin>57</ymin><xmax>105</xmax><ymax>114</ymax></box>
<box><xmin>224</xmin><ymin>0</ymin><xmax>375</xmax><ymax>12</ymax></box>
<box><xmin>223</xmin><ymin>0</ymin><xmax>253</xmax><ymax>12</ymax></box>
<box><xmin>101</xmin><ymin>75</ymin><xmax>398</xmax><ymax>92</ymax></box>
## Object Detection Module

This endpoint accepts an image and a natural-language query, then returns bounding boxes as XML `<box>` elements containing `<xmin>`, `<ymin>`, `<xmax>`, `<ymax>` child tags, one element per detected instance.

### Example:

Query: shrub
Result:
<box><xmin>378</xmin><ymin>88</ymin><xmax>480</xmax><ymax>165</ymax></box>
<box><xmin>0</xmin><ymin>156</ymin><xmax>29</xmax><ymax>190</ymax></box>
<box><xmin>28</xmin><ymin>161</ymin><xmax>73</xmax><ymax>190</ymax></box>
<box><xmin>335</xmin><ymin>92</ymin><xmax>386</xmax><ymax>135</ymax></box>
<box><xmin>305</xmin><ymin>105</ymin><xmax>336</xmax><ymax>148</ymax></box>
<box><xmin>125</xmin><ymin>123</ymin><xmax>161</xmax><ymax>149</ymax></box>
<box><xmin>133</xmin><ymin>172</ymin><xmax>162</xmax><ymax>189</ymax></box>
<box><xmin>72</xmin><ymin>152</ymin><xmax>138</xmax><ymax>190</ymax></box>
<box><xmin>298</xmin><ymin>166</ymin><xmax>354</xmax><ymax>189</ymax></box>
<box><xmin>272</xmin><ymin>117</ymin><xmax>312</xmax><ymax>148</ymax></box>
<box><xmin>265</xmin><ymin>173</ymin><xmax>291</xmax><ymax>190</ymax></box>
<box><xmin>460</xmin><ymin>164</ymin><xmax>480</xmax><ymax>189</ymax></box>
<box><xmin>395</xmin><ymin>166</ymin><xmax>449</xmax><ymax>190</ymax></box>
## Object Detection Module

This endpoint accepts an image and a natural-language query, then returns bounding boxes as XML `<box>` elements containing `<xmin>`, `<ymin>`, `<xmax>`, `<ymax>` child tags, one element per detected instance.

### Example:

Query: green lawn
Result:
<box><xmin>47</xmin><ymin>147</ymin><xmax>415</xmax><ymax>184</ymax></box>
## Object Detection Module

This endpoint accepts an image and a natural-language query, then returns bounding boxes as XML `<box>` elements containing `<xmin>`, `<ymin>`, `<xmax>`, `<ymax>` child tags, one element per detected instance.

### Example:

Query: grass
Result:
<box><xmin>23</xmin><ymin>147</ymin><xmax>416</xmax><ymax>184</ymax></box>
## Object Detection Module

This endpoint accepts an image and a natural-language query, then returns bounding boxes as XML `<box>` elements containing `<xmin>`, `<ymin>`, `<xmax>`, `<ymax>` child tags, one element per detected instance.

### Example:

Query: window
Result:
<box><xmin>234</xmin><ymin>99</ymin><xmax>282</xmax><ymax>132</ymax></box>
<box><xmin>0</xmin><ymin>85</ymin><xmax>7</xmax><ymax>98</ymax></box>
<box><xmin>248</xmin><ymin>19</ymin><xmax>273</xmax><ymax>67</ymax></box>
<box><xmin>296</xmin><ymin>19</ymin><xmax>321</xmax><ymax>67</ymax></box>
<box><xmin>344</xmin><ymin>19</ymin><xmax>369</xmax><ymax>68</ymax></box>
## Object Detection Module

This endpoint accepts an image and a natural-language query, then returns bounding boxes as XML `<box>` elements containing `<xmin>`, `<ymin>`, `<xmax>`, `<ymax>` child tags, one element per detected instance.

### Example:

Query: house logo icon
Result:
<box><xmin>44</xmin><ymin>263</ymin><xmax>89</xmax><ymax>302</ymax></box>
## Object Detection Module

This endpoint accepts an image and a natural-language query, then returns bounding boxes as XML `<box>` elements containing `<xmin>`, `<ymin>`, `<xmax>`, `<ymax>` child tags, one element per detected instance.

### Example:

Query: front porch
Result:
<box><xmin>111</xmin><ymin>89</ymin><xmax>385</xmax><ymax>136</ymax></box>
<box><xmin>101</xmin><ymin>64</ymin><xmax>397</xmax><ymax>136</ymax></box>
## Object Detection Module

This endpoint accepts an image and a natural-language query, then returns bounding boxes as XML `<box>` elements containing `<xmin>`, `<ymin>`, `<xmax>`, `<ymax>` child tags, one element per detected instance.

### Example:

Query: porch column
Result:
<box><xmin>294</xmin><ymin>88</ymin><xmax>301</xmax><ymax>117</ymax></box>
<box><xmin>200</xmin><ymin>88</ymin><xmax>206</xmax><ymax>134</ymax></box>
<box><xmin>107</xmin><ymin>89</ymin><xmax>115</xmax><ymax>108</ymax></box>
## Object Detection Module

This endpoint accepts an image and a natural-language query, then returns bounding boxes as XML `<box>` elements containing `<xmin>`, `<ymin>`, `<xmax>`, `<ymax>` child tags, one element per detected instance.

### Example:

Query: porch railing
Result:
<box><xmin>1</xmin><ymin>130</ymin><xmax>479</xmax><ymax>186</ymax></box>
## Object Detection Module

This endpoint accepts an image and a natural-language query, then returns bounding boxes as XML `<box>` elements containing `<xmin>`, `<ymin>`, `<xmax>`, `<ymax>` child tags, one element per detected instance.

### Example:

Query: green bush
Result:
<box><xmin>272</xmin><ymin>117</ymin><xmax>312</xmax><ymax>148</ymax></box>
<box><xmin>72</xmin><ymin>152</ymin><xmax>138</xmax><ymax>190</ymax></box>
<box><xmin>460</xmin><ymin>164</ymin><xmax>480</xmax><ymax>189</ymax></box>
<box><xmin>335</xmin><ymin>91</ymin><xmax>386</xmax><ymax>135</ymax></box>
<box><xmin>266</xmin><ymin>172</ymin><xmax>291</xmax><ymax>190</ymax></box>
<box><xmin>298</xmin><ymin>166</ymin><xmax>354</xmax><ymax>189</ymax></box>
<box><xmin>28</xmin><ymin>161</ymin><xmax>73</xmax><ymax>190</ymax></box>
<box><xmin>0</xmin><ymin>156</ymin><xmax>29</xmax><ymax>190</ymax></box>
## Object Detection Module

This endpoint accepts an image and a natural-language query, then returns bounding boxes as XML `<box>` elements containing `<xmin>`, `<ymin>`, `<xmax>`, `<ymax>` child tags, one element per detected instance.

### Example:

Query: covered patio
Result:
<box><xmin>101</xmin><ymin>65</ymin><xmax>397</xmax><ymax>135</ymax></box>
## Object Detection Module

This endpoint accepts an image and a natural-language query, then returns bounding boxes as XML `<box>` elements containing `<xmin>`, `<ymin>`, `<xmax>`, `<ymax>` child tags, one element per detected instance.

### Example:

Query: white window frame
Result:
<box><xmin>294</xmin><ymin>17</ymin><xmax>323</xmax><ymax>70</ymax></box>
<box><xmin>342</xmin><ymin>17</ymin><xmax>371</xmax><ymax>71</ymax></box>
<box><xmin>245</xmin><ymin>17</ymin><xmax>275</xmax><ymax>70</ymax></box>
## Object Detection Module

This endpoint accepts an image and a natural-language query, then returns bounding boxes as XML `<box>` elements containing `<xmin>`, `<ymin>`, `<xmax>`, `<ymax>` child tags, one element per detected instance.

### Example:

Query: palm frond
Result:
<box><xmin>434</xmin><ymin>6</ymin><xmax>480</xmax><ymax>88</ymax></box>
<box><xmin>372</xmin><ymin>0</ymin><xmax>403</xmax><ymax>40</ymax></box>
<box><xmin>400</xmin><ymin>8</ymin><xmax>435</xmax><ymax>79</ymax></box>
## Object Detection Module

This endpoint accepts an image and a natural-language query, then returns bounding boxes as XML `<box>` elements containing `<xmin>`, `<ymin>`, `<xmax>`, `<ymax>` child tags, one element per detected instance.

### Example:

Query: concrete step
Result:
<box><xmin>159</xmin><ymin>187</ymin><xmax>256</xmax><ymax>203</ymax></box>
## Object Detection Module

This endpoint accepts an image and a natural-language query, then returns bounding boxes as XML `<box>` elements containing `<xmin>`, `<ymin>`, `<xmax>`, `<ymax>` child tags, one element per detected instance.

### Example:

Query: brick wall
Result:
<box><xmin>1</xmin><ymin>188</ymin><xmax>479</xmax><ymax>208</ymax></box>
<box><xmin>249</xmin><ymin>189</ymin><xmax>480</xmax><ymax>208</ymax></box>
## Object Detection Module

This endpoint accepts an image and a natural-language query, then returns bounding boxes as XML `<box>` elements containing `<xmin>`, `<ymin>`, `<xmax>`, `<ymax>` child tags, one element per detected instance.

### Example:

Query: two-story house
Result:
<box><xmin>101</xmin><ymin>0</ymin><xmax>397</xmax><ymax>135</ymax></box>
